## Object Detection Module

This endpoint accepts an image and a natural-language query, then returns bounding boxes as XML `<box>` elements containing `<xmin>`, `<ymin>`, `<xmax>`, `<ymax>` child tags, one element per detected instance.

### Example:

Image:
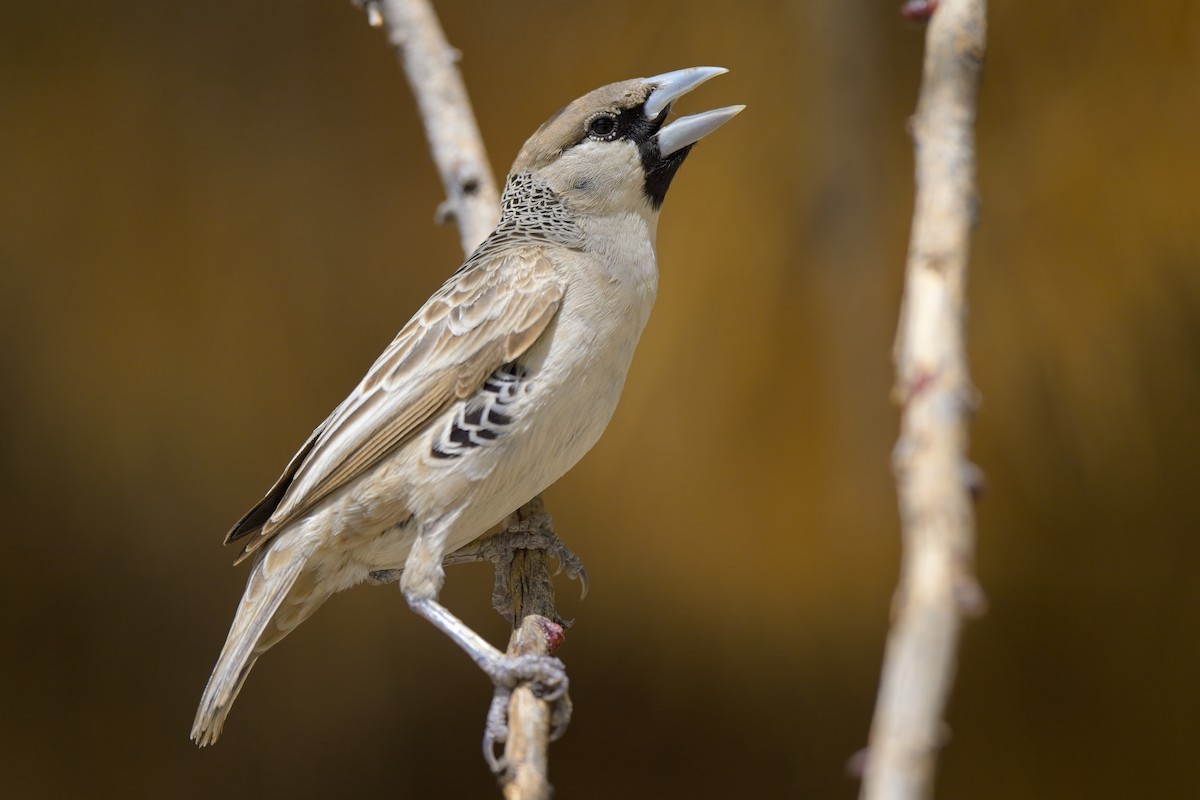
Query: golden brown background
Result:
<box><xmin>3</xmin><ymin>1</ymin><xmax>1198</xmax><ymax>797</ymax></box>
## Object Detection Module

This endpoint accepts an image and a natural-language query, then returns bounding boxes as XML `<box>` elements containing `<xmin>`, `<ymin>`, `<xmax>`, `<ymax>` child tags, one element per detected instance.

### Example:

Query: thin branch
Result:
<box><xmin>492</xmin><ymin>499</ymin><xmax>570</xmax><ymax>800</ymax></box>
<box><xmin>371</xmin><ymin>0</ymin><xmax>501</xmax><ymax>252</ymax></box>
<box><xmin>360</xmin><ymin>2</ymin><xmax>564</xmax><ymax>797</ymax></box>
<box><xmin>861</xmin><ymin>2</ymin><xmax>988</xmax><ymax>799</ymax></box>
<box><xmin>498</xmin><ymin>502</ymin><xmax>570</xmax><ymax>798</ymax></box>
<box><xmin>500</xmin><ymin>618</ymin><xmax>555</xmax><ymax>799</ymax></box>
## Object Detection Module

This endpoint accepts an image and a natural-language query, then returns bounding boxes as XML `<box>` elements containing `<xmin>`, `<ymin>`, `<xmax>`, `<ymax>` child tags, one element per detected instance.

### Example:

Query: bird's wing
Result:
<box><xmin>226</xmin><ymin>247</ymin><xmax>564</xmax><ymax>562</ymax></box>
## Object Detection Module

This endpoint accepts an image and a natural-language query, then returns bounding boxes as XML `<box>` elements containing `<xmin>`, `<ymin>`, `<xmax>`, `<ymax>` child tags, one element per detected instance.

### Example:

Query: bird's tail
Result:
<box><xmin>191</xmin><ymin>541</ymin><xmax>317</xmax><ymax>746</ymax></box>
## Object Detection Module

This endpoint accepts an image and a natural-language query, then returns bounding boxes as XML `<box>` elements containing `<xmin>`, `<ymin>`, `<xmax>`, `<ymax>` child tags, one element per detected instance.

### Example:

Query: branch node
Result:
<box><xmin>434</xmin><ymin>199</ymin><xmax>456</xmax><ymax>226</ymax></box>
<box><xmin>365</xmin><ymin>2</ymin><xmax>384</xmax><ymax>28</ymax></box>
<box><xmin>953</xmin><ymin>572</ymin><xmax>988</xmax><ymax>617</ymax></box>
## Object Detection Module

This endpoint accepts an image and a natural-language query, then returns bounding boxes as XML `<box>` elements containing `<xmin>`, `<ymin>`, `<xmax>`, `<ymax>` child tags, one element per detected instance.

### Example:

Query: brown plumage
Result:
<box><xmin>192</xmin><ymin>67</ymin><xmax>741</xmax><ymax>751</ymax></box>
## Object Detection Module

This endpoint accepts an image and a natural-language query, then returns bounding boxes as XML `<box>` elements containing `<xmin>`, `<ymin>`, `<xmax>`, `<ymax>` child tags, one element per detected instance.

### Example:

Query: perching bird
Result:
<box><xmin>192</xmin><ymin>67</ymin><xmax>742</xmax><ymax>748</ymax></box>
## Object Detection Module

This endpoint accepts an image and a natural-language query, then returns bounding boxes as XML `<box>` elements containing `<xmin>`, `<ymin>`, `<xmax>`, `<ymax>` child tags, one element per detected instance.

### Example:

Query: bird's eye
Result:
<box><xmin>586</xmin><ymin>114</ymin><xmax>618</xmax><ymax>140</ymax></box>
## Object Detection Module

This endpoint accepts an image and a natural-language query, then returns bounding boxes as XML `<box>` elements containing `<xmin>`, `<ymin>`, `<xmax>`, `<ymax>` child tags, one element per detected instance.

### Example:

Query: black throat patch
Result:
<box><xmin>638</xmin><ymin>141</ymin><xmax>691</xmax><ymax>210</ymax></box>
<box><xmin>622</xmin><ymin>106</ymin><xmax>690</xmax><ymax>210</ymax></box>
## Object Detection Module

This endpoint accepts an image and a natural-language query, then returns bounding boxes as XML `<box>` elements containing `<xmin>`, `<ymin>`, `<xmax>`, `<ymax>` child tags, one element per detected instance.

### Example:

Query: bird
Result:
<box><xmin>191</xmin><ymin>66</ymin><xmax>742</xmax><ymax>749</ymax></box>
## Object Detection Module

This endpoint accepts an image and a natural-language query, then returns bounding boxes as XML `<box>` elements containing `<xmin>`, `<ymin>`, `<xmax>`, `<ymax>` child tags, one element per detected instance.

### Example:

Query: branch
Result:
<box><xmin>359</xmin><ymin>2</ymin><xmax>563</xmax><ymax>796</ymax></box>
<box><xmin>861</xmin><ymin>2</ymin><xmax>988</xmax><ymax>799</ymax></box>
<box><xmin>370</xmin><ymin>0</ymin><xmax>501</xmax><ymax>252</ymax></box>
<box><xmin>493</xmin><ymin>498</ymin><xmax>570</xmax><ymax>800</ymax></box>
<box><xmin>499</xmin><ymin>504</ymin><xmax>569</xmax><ymax>799</ymax></box>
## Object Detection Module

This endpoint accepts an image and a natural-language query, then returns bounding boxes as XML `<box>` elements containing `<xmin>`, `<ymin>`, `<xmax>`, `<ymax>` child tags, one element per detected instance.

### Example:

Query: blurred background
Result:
<box><xmin>2</xmin><ymin>1</ymin><xmax>1198</xmax><ymax>797</ymax></box>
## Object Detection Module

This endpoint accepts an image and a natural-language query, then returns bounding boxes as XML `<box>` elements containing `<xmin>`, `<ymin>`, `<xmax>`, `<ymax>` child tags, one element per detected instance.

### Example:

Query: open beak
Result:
<box><xmin>644</xmin><ymin>67</ymin><xmax>744</xmax><ymax>157</ymax></box>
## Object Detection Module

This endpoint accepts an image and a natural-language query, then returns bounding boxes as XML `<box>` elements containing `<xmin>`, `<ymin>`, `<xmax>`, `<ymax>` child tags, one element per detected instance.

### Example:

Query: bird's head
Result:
<box><xmin>508</xmin><ymin>67</ymin><xmax>743</xmax><ymax>217</ymax></box>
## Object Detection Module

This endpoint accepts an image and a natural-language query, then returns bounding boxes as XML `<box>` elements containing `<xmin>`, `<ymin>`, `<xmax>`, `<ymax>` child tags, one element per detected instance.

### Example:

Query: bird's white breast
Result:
<box><xmin>413</xmin><ymin>210</ymin><xmax>659</xmax><ymax>553</ymax></box>
<box><xmin>309</xmin><ymin>210</ymin><xmax>661</xmax><ymax>589</ymax></box>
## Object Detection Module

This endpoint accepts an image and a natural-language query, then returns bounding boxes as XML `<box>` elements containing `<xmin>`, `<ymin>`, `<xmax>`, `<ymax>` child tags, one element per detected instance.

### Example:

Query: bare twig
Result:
<box><xmin>860</xmin><ymin>2</ymin><xmax>988</xmax><ymax>799</ymax></box>
<box><xmin>359</xmin><ymin>2</ymin><xmax>563</xmax><ymax>796</ymax></box>
<box><xmin>370</xmin><ymin>0</ymin><xmax>501</xmax><ymax>252</ymax></box>
<box><xmin>494</xmin><ymin>498</ymin><xmax>568</xmax><ymax>800</ymax></box>
<box><xmin>500</xmin><ymin>619</ymin><xmax>554</xmax><ymax>799</ymax></box>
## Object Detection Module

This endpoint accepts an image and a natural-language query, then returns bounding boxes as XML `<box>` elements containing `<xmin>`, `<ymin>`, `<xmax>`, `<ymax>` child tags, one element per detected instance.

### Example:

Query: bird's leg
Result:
<box><xmin>364</xmin><ymin>512</ymin><xmax>589</xmax><ymax>612</ymax></box>
<box><xmin>401</xmin><ymin>525</ymin><xmax>571</xmax><ymax>774</ymax></box>
<box><xmin>403</xmin><ymin>593</ymin><xmax>570</xmax><ymax>773</ymax></box>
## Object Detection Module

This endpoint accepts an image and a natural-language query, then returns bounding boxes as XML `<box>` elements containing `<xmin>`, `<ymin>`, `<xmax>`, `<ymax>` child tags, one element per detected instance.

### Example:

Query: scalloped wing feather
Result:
<box><xmin>229</xmin><ymin>248</ymin><xmax>563</xmax><ymax>562</ymax></box>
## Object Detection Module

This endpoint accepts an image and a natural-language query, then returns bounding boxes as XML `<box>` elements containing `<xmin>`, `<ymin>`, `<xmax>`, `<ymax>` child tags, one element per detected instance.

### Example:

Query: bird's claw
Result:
<box><xmin>480</xmin><ymin>653</ymin><xmax>573</xmax><ymax>775</ymax></box>
<box><xmin>509</xmin><ymin>517</ymin><xmax>589</xmax><ymax>600</ymax></box>
<box><xmin>483</xmin><ymin>688</ymin><xmax>512</xmax><ymax>774</ymax></box>
<box><xmin>486</xmin><ymin>653</ymin><xmax>568</xmax><ymax>698</ymax></box>
<box><xmin>546</xmin><ymin>540</ymin><xmax>589</xmax><ymax>600</ymax></box>
<box><xmin>547</xmin><ymin>686</ymin><xmax>572</xmax><ymax>741</ymax></box>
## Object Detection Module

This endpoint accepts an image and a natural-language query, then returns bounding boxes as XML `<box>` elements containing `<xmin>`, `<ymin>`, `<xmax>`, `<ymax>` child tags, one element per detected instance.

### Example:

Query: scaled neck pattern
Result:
<box><xmin>487</xmin><ymin>172</ymin><xmax>585</xmax><ymax>254</ymax></box>
<box><xmin>450</xmin><ymin>173</ymin><xmax>585</xmax><ymax>280</ymax></box>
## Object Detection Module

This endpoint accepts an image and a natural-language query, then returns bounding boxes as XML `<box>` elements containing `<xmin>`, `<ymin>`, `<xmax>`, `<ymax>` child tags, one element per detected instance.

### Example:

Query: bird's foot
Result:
<box><xmin>445</xmin><ymin>514</ymin><xmax>588</xmax><ymax>620</ymax></box>
<box><xmin>504</xmin><ymin>518</ymin><xmax>588</xmax><ymax>601</ymax></box>
<box><xmin>481</xmin><ymin>650</ymin><xmax>573</xmax><ymax>774</ymax></box>
<box><xmin>405</xmin><ymin>587</ymin><xmax>573</xmax><ymax>774</ymax></box>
